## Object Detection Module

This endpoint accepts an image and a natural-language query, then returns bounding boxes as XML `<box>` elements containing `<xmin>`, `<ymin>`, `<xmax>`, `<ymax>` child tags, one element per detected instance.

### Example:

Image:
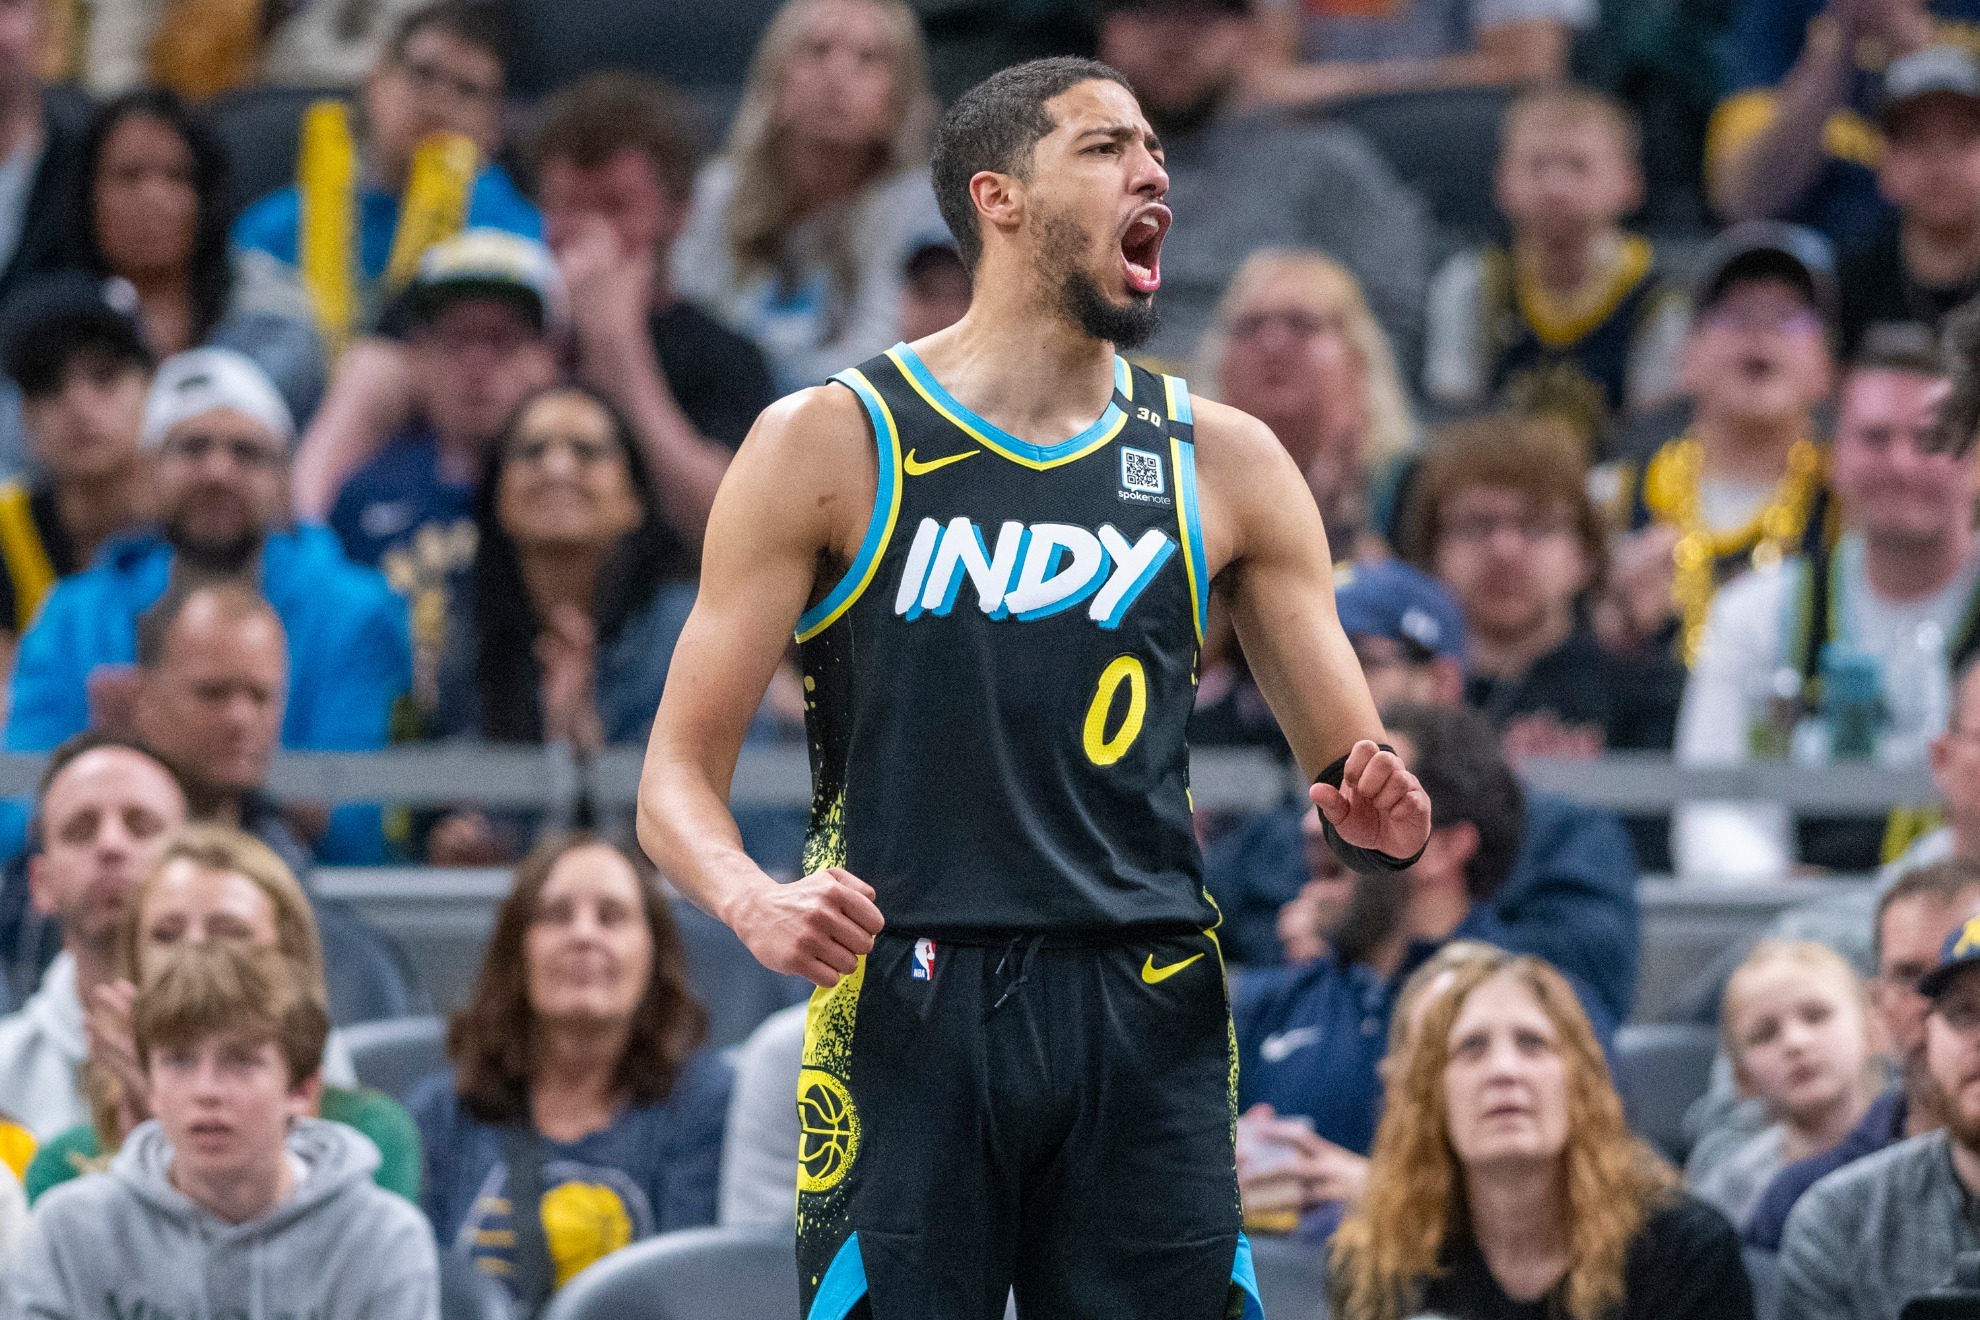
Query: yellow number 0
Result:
<box><xmin>1083</xmin><ymin>655</ymin><xmax>1147</xmax><ymax>767</ymax></box>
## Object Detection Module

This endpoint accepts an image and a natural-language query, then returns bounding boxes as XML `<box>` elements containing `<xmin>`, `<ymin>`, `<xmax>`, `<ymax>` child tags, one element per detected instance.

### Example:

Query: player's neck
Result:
<box><xmin>910</xmin><ymin>300</ymin><xmax>1122</xmax><ymax>446</ymax></box>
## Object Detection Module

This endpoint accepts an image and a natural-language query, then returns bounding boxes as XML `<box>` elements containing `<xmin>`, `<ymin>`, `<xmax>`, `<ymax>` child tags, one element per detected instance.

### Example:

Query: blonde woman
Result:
<box><xmin>671</xmin><ymin>0</ymin><xmax>945</xmax><ymax>390</ymax></box>
<box><xmin>1331</xmin><ymin>955</ymin><xmax>1753</xmax><ymax>1320</ymax></box>
<box><xmin>1195</xmin><ymin>248</ymin><xmax>1417</xmax><ymax>558</ymax></box>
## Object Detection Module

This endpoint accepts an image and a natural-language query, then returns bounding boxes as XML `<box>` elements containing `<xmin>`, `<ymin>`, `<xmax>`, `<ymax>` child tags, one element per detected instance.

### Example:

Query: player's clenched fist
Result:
<box><xmin>1308</xmin><ymin>739</ymin><xmax>1433</xmax><ymax>861</ymax></box>
<box><xmin>728</xmin><ymin>866</ymin><xmax>886</xmax><ymax>987</ymax></box>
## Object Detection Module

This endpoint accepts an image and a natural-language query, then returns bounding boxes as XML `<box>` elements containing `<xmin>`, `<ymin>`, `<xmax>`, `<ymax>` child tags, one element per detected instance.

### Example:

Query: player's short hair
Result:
<box><xmin>1502</xmin><ymin>84</ymin><xmax>1641</xmax><ymax>164</ymax></box>
<box><xmin>135</xmin><ymin>941</ymin><xmax>329</xmax><ymax>1087</ymax></box>
<box><xmin>932</xmin><ymin>56</ymin><xmax>1134</xmax><ymax>270</ymax></box>
<box><xmin>529</xmin><ymin>71</ymin><xmax>702</xmax><ymax>204</ymax></box>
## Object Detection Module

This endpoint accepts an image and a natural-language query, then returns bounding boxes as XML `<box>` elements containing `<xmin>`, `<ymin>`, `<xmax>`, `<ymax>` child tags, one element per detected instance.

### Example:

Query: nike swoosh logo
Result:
<box><xmin>1260</xmin><ymin>1027</ymin><xmax>1322</xmax><ymax>1063</ymax></box>
<box><xmin>903</xmin><ymin>448</ymin><xmax>980</xmax><ymax>476</ymax></box>
<box><xmin>1141</xmin><ymin>952</ymin><xmax>1205</xmax><ymax>984</ymax></box>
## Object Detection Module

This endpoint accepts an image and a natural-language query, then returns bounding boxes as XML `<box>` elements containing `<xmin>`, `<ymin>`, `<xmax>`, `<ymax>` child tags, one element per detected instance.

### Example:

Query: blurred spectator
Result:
<box><xmin>717</xmin><ymin>999</ymin><xmax>806</xmax><ymax>1227</ymax></box>
<box><xmin>6</xmin><ymin>349</ymin><xmax>410</xmax><ymax>866</ymax></box>
<box><xmin>1606</xmin><ymin>223</ymin><xmax>1837</xmax><ymax>669</ymax></box>
<box><xmin>0</xmin><ymin>277</ymin><xmax>153</xmax><ymax>689</ymax></box>
<box><xmin>1887</xmin><ymin>655</ymin><xmax>1980</xmax><ymax>878</ymax></box>
<box><xmin>900</xmin><ymin>238</ymin><xmax>971</xmax><ymax>340</ymax></box>
<box><xmin>327</xmin><ymin>231</ymin><xmax>561</xmax><ymax>705</ymax></box>
<box><xmin>1245</xmin><ymin>0</ymin><xmax>1592</xmax><ymax>109</ymax></box>
<box><xmin>131</xmin><ymin>580</ymin><xmax>311</xmax><ymax>880</ymax></box>
<box><xmin>81</xmin><ymin>0</ymin><xmax>438</xmax><ymax>97</ymax></box>
<box><xmin>409</xmin><ymin>835</ymin><xmax>730</xmax><ymax>1307</ymax></box>
<box><xmin>672</xmin><ymin>0</ymin><xmax>948</xmax><ymax>390</ymax></box>
<box><xmin>1097</xmin><ymin>0</ymin><xmax>1429</xmax><ymax>371</ymax></box>
<box><xmin>1745</xmin><ymin>861</ymin><xmax>1980</xmax><ymax>1250</ymax></box>
<box><xmin>1234</xmin><ymin>703</ymin><xmax>1615</xmax><ymax>1161</ymax></box>
<box><xmin>262</xmin><ymin>0</ymin><xmax>433</xmax><ymax>89</ymax></box>
<box><xmin>1201</xmin><ymin>561</ymin><xmax>1642</xmax><ymax>1022</ymax></box>
<box><xmin>232</xmin><ymin>2</ymin><xmax>539</xmax><ymax>353</ymax></box>
<box><xmin>0</xmin><ymin>0</ymin><xmax>90</xmax><ymax>310</ymax></box>
<box><xmin>1687</xmin><ymin>941</ymin><xmax>1880</xmax><ymax>1231</ymax></box>
<box><xmin>1838</xmin><ymin>48</ymin><xmax>1980</xmax><ymax>358</ymax></box>
<box><xmin>0</xmin><ymin>734</ymin><xmax>184</xmax><ymax>1139</ymax></box>
<box><xmin>1425</xmin><ymin>86</ymin><xmax>1688</xmax><ymax>458</ymax></box>
<box><xmin>74</xmin><ymin>90</ymin><xmax>324</xmax><ymax>424</ymax></box>
<box><xmin>4</xmin><ymin>943</ymin><xmax>440</xmax><ymax>1320</ymax></box>
<box><xmin>1402</xmin><ymin>413</ymin><xmax>1684</xmax><ymax>762</ymax></box>
<box><xmin>908</xmin><ymin>0</ymin><xmax>1096</xmax><ymax>101</ymax></box>
<box><xmin>1329</xmin><ymin>953</ymin><xmax>1751</xmax><ymax>1320</ymax></box>
<box><xmin>420</xmin><ymin>385</ymin><xmax>691</xmax><ymax>865</ymax></box>
<box><xmin>1674</xmin><ymin>335</ymin><xmax>1970</xmax><ymax>879</ymax></box>
<box><xmin>25</xmin><ymin>824</ymin><xmax>416</xmax><ymax>1204</ymax></box>
<box><xmin>1781</xmin><ymin>910</ymin><xmax>1980</xmax><ymax>1319</ymax></box>
<box><xmin>1706</xmin><ymin>0</ymin><xmax>1980</xmax><ymax>250</ymax></box>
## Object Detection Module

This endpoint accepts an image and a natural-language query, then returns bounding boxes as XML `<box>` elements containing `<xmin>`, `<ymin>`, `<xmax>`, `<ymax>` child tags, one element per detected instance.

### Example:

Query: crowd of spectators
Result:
<box><xmin>0</xmin><ymin>0</ymin><xmax>1972</xmax><ymax>1313</ymax></box>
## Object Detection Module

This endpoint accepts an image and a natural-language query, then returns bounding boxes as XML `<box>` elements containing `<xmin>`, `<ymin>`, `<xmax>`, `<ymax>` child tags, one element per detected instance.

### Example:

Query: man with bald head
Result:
<box><xmin>0</xmin><ymin>733</ymin><xmax>184</xmax><ymax>1138</ymax></box>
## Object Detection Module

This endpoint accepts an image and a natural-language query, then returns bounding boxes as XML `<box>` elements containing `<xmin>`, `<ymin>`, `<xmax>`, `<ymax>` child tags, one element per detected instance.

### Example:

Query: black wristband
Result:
<box><xmin>1314</xmin><ymin>743</ymin><xmax>1427</xmax><ymax>875</ymax></box>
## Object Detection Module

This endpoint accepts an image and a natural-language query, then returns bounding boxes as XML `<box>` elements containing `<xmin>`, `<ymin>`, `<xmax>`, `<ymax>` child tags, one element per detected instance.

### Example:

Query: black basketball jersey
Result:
<box><xmin>795</xmin><ymin>343</ymin><xmax>1214</xmax><ymax>938</ymax></box>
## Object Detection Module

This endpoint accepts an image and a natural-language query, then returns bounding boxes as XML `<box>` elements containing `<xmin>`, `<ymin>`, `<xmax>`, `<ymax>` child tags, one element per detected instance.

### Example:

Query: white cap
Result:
<box><xmin>141</xmin><ymin>348</ymin><xmax>296</xmax><ymax>451</ymax></box>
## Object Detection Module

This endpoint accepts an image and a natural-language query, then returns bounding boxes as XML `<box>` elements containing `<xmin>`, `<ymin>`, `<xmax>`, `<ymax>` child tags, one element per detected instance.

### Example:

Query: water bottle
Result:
<box><xmin>1820</xmin><ymin>643</ymin><xmax>1883</xmax><ymax>762</ymax></box>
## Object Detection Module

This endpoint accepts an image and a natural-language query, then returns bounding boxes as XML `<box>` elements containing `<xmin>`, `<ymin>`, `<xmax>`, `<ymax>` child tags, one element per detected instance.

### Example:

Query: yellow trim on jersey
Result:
<box><xmin>885</xmin><ymin>345</ymin><xmax>1129</xmax><ymax>472</ymax></box>
<box><xmin>795</xmin><ymin>369</ymin><xmax>904</xmax><ymax>644</ymax></box>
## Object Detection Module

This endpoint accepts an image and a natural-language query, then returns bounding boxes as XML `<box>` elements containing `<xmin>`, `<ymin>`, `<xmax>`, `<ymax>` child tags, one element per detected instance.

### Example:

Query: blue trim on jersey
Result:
<box><xmin>1232</xmin><ymin>1233</ymin><xmax>1266</xmax><ymax>1319</ymax></box>
<box><xmin>797</xmin><ymin>371</ymin><xmax>903</xmax><ymax>643</ymax></box>
<box><xmin>1173</xmin><ymin>439</ymin><xmax>1210</xmax><ymax>643</ymax></box>
<box><xmin>1164</xmin><ymin>373</ymin><xmax>1194</xmax><ymax>425</ymax></box>
<box><xmin>806</xmin><ymin>1232</ymin><xmax>870</xmax><ymax>1320</ymax></box>
<box><xmin>1094</xmin><ymin>536</ymin><xmax>1177</xmax><ymax>630</ymax></box>
<box><xmin>888</xmin><ymin>343</ymin><xmax>1129</xmax><ymax>469</ymax></box>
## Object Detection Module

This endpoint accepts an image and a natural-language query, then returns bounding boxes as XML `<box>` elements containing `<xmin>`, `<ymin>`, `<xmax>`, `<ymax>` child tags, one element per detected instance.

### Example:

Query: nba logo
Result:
<box><xmin>912</xmin><ymin>938</ymin><xmax>937</xmax><ymax>981</ymax></box>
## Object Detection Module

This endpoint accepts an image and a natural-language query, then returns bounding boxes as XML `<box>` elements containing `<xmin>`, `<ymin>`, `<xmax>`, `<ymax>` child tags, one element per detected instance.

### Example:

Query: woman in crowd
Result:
<box><xmin>71</xmin><ymin>88</ymin><xmax>324</xmax><ymax>422</ymax></box>
<box><xmin>422</xmin><ymin>384</ymin><xmax>689</xmax><ymax>864</ymax></box>
<box><xmin>409</xmin><ymin>834</ymin><xmax>729</xmax><ymax>1308</ymax></box>
<box><xmin>1687</xmin><ymin>941</ymin><xmax>1880</xmax><ymax>1231</ymax></box>
<box><xmin>1331</xmin><ymin>953</ymin><xmax>1753</xmax><ymax>1320</ymax></box>
<box><xmin>22</xmin><ymin>825</ymin><xmax>421</xmax><ymax>1202</ymax></box>
<box><xmin>671</xmin><ymin>0</ymin><xmax>944</xmax><ymax>390</ymax></box>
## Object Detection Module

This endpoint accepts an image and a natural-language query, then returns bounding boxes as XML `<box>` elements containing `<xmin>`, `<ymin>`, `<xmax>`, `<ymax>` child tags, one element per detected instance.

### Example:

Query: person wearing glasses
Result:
<box><xmin>4</xmin><ymin>348</ymin><xmax>410</xmax><ymax>863</ymax></box>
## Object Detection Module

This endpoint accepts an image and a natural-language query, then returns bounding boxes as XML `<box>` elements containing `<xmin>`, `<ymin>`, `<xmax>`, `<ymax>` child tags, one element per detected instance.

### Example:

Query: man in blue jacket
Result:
<box><xmin>6</xmin><ymin>349</ymin><xmax>410</xmax><ymax>862</ymax></box>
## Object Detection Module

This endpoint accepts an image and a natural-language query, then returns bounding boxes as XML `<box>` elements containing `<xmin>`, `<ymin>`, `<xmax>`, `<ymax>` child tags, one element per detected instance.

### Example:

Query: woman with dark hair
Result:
<box><xmin>1330</xmin><ymin>952</ymin><xmax>1752</xmax><ymax>1320</ymax></box>
<box><xmin>73</xmin><ymin>88</ymin><xmax>324</xmax><ymax>421</ymax></box>
<box><xmin>408</xmin><ymin>834</ymin><xmax>730</xmax><ymax>1309</ymax></box>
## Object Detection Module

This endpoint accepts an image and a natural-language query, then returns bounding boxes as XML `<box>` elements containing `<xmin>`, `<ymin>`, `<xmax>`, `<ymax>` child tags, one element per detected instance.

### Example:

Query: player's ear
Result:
<box><xmin>969</xmin><ymin>169</ymin><xmax>1024</xmax><ymax>243</ymax></box>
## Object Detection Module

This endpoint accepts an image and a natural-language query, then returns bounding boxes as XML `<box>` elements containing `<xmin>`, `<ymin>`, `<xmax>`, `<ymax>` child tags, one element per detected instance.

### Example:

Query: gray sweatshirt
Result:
<box><xmin>1780</xmin><ymin>1129</ymin><xmax>1980</xmax><ymax>1320</ymax></box>
<box><xmin>1</xmin><ymin>1117</ymin><xmax>440</xmax><ymax>1320</ymax></box>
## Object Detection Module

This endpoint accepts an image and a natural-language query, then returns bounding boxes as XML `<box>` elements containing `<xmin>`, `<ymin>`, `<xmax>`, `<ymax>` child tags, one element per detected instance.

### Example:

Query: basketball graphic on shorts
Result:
<box><xmin>797</xmin><ymin>1068</ymin><xmax>860</xmax><ymax>1193</ymax></box>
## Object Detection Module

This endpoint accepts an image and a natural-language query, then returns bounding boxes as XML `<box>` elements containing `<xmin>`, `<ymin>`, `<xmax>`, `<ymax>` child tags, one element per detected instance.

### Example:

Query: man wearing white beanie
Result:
<box><xmin>4</xmin><ymin>349</ymin><xmax>410</xmax><ymax>864</ymax></box>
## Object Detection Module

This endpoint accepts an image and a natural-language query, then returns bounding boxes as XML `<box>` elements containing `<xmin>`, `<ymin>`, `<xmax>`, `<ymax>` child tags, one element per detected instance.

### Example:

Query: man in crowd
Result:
<box><xmin>1780</xmin><ymin>907</ymin><xmax>1980</xmax><ymax>1318</ymax></box>
<box><xmin>0</xmin><ymin>0</ymin><xmax>90</xmax><ymax>312</ymax></box>
<box><xmin>1839</xmin><ymin>47</ymin><xmax>1980</xmax><ymax>356</ymax></box>
<box><xmin>0</xmin><ymin>733</ymin><xmax>185</xmax><ymax>1139</ymax></box>
<box><xmin>6</xmin><ymin>348</ymin><xmax>410</xmax><ymax>863</ymax></box>
<box><xmin>1745</xmin><ymin>860</ymin><xmax>1980</xmax><ymax>1250</ymax></box>
<box><xmin>0</xmin><ymin>277</ymin><xmax>156</xmax><ymax>667</ymax></box>
<box><xmin>1093</xmin><ymin>0</ymin><xmax>1430</xmax><ymax>369</ymax></box>
<box><xmin>232</xmin><ymin>0</ymin><xmax>539</xmax><ymax>342</ymax></box>
<box><xmin>1606</xmin><ymin>224</ymin><xmax>1837</xmax><ymax>671</ymax></box>
<box><xmin>1204</xmin><ymin>561</ymin><xmax>1642</xmax><ymax>1021</ymax></box>
<box><xmin>1676</xmin><ymin>337</ymin><xmax>1977</xmax><ymax>879</ymax></box>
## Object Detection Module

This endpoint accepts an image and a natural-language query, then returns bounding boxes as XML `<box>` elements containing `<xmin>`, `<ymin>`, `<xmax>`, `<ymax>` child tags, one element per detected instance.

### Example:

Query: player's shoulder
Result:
<box><xmin>1184</xmin><ymin>395</ymin><xmax>1299</xmax><ymax>483</ymax></box>
<box><xmin>738</xmin><ymin>382</ymin><xmax>873</xmax><ymax>466</ymax></box>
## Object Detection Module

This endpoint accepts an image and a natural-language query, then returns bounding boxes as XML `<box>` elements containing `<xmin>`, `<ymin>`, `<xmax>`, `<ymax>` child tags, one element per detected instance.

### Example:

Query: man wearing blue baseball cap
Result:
<box><xmin>1781</xmin><ymin>907</ymin><xmax>1980</xmax><ymax>1320</ymax></box>
<box><xmin>1332</xmin><ymin>560</ymin><xmax>1468</xmax><ymax>709</ymax></box>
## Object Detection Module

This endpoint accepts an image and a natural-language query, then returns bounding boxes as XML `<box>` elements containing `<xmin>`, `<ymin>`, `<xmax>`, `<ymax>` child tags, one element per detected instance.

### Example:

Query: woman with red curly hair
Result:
<box><xmin>1330</xmin><ymin>953</ymin><xmax>1754</xmax><ymax>1320</ymax></box>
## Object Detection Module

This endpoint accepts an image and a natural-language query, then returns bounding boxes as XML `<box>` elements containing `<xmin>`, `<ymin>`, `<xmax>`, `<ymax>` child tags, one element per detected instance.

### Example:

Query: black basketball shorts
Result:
<box><xmin>793</xmin><ymin>928</ymin><xmax>1267</xmax><ymax>1320</ymax></box>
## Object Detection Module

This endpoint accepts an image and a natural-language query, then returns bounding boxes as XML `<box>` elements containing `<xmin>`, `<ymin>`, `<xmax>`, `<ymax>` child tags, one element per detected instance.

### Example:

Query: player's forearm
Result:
<box><xmin>636</xmin><ymin>752</ymin><xmax>779</xmax><ymax>925</ymax></box>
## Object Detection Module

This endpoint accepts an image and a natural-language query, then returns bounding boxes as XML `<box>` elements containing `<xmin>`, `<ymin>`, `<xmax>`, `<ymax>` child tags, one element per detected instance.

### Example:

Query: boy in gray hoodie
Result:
<box><xmin>0</xmin><ymin>942</ymin><xmax>439</xmax><ymax>1320</ymax></box>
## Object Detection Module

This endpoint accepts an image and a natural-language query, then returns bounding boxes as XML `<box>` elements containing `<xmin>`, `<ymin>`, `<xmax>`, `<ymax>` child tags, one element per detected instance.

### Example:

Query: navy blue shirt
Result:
<box><xmin>1743</xmin><ymin>1088</ymin><xmax>1908</xmax><ymax>1252</ymax></box>
<box><xmin>329</xmin><ymin>427</ymin><xmax>474</xmax><ymax>572</ymax></box>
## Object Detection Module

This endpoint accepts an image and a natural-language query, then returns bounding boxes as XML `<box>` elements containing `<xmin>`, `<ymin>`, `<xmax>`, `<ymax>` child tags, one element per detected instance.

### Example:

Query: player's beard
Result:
<box><xmin>1037</xmin><ymin>208</ymin><xmax>1158</xmax><ymax>350</ymax></box>
<box><xmin>1330</xmin><ymin>869</ymin><xmax>1410</xmax><ymax>967</ymax></box>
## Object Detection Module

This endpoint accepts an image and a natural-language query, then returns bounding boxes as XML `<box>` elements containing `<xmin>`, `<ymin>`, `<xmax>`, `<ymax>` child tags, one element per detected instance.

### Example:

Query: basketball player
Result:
<box><xmin>638</xmin><ymin>57</ymin><xmax>1430</xmax><ymax>1320</ymax></box>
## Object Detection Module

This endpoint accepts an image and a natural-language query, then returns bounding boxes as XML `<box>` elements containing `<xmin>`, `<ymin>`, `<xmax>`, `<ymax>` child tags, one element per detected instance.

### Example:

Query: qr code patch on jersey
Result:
<box><xmin>1120</xmin><ymin>447</ymin><xmax>1165</xmax><ymax>495</ymax></box>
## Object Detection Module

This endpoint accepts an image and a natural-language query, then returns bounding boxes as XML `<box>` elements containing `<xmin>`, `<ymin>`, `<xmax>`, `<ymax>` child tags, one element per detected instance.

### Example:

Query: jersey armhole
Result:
<box><xmin>1164</xmin><ymin>375</ymin><xmax>1209</xmax><ymax>646</ymax></box>
<box><xmin>795</xmin><ymin>370</ymin><xmax>904</xmax><ymax>644</ymax></box>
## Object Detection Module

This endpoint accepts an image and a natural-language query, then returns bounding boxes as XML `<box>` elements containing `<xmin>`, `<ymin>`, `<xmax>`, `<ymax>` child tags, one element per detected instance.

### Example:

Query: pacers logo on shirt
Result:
<box><xmin>893</xmin><ymin>517</ymin><xmax>1177</xmax><ymax>628</ymax></box>
<box><xmin>796</xmin><ymin>1068</ymin><xmax>860</xmax><ymax>1193</ymax></box>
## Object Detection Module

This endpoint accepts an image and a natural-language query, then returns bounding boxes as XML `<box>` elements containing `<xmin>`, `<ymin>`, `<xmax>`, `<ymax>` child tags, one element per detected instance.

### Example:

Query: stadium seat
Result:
<box><xmin>1612</xmin><ymin>1022</ymin><xmax>1720</xmax><ymax>1162</ymax></box>
<box><xmin>539</xmin><ymin>1224</ymin><xmax>799</xmax><ymax>1320</ymax></box>
<box><xmin>314</xmin><ymin>895</ymin><xmax>429</xmax><ymax>1025</ymax></box>
<box><xmin>440</xmin><ymin>1250</ymin><xmax>513</xmax><ymax>1320</ymax></box>
<box><xmin>1323</xmin><ymin>86</ymin><xmax>1516</xmax><ymax>245</ymax></box>
<box><xmin>206</xmin><ymin>85</ymin><xmax>352</xmax><ymax>225</ymax></box>
<box><xmin>1249</xmin><ymin>1233</ymin><xmax>1331</xmax><ymax>1318</ymax></box>
<box><xmin>340</xmin><ymin>1014</ymin><xmax>447</xmax><ymax>1103</ymax></box>
<box><xmin>1744</xmin><ymin>1247</ymin><xmax>1781</xmax><ymax>1320</ymax></box>
<box><xmin>671</xmin><ymin>898</ymin><xmax>813</xmax><ymax>1049</ymax></box>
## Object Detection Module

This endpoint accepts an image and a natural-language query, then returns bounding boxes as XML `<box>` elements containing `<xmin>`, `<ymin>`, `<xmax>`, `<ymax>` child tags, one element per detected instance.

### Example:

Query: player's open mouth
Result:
<box><xmin>1120</xmin><ymin>204</ymin><xmax>1170</xmax><ymax>296</ymax></box>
